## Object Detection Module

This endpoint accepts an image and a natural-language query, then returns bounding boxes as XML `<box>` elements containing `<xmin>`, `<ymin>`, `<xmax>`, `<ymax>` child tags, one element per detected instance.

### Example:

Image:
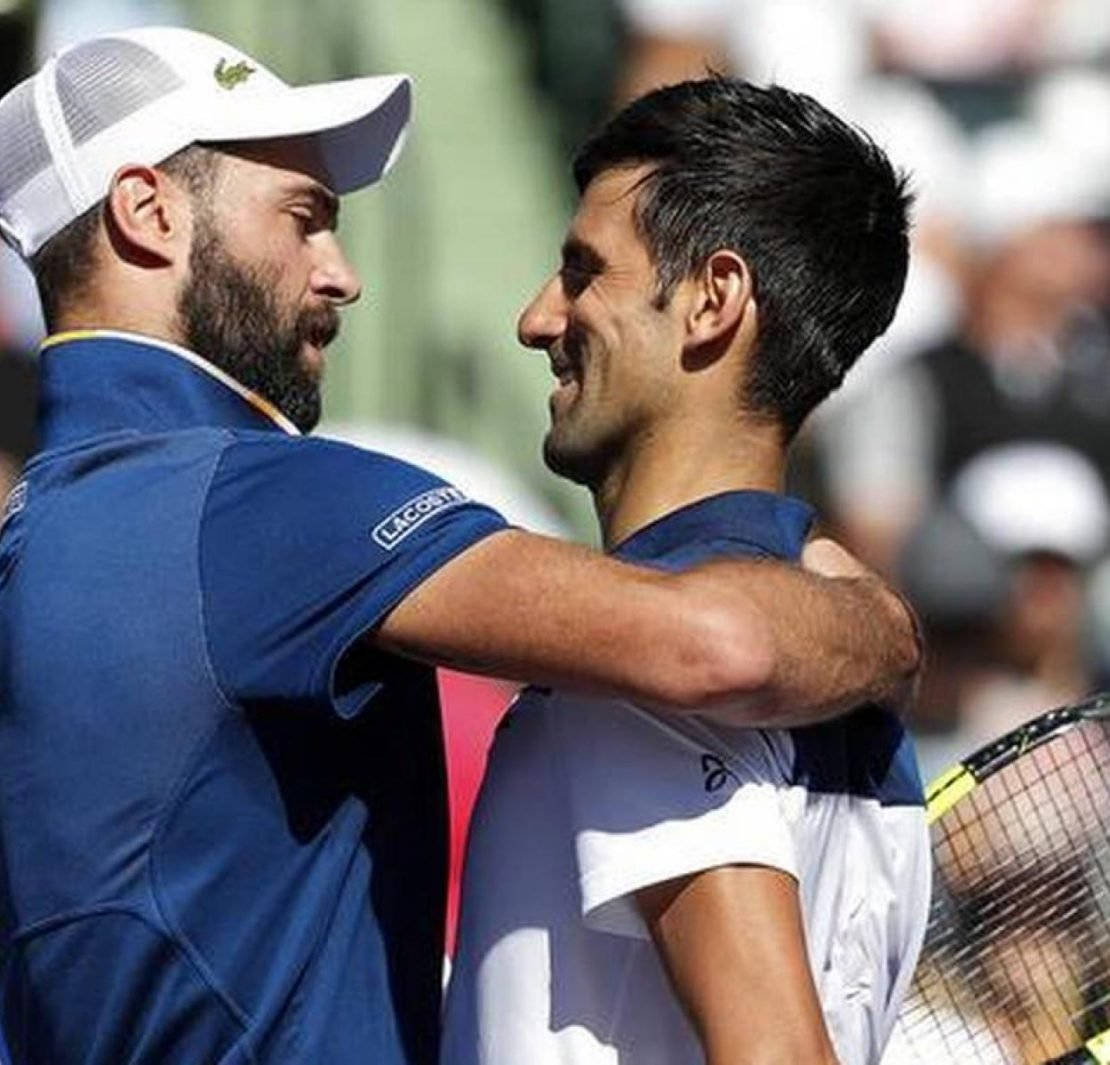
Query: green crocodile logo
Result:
<box><xmin>214</xmin><ymin>58</ymin><xmax>256</xmax><ymax>90</ymax></box>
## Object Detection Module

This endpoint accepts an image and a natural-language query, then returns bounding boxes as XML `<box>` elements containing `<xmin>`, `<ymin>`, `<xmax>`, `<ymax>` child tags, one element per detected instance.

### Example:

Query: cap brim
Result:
<box><xmin>195</xmin><ymin>74</ymin><xmax>411</xmax><ymax>193</ymax></box>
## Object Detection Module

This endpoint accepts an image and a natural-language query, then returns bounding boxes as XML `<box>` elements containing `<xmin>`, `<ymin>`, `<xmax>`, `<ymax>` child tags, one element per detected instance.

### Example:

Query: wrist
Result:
<box><xmin>866</xmin><ymin>578</ymin><xmax>924</xmax><ymax>709</ymax></box>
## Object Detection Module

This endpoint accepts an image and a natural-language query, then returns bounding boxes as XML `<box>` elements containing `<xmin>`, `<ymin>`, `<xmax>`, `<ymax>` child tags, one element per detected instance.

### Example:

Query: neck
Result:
<box><xmin>51</xmin><ymin>268</ymin><xmax>185</xmax><ymax>349</ymax></box>
<box><xmin>594</xmin><ymin>414</ymin><xmax>787</xmax><ymax>550</ymax></box>
<box><xmin>52</xmin><ymin>312</ymin><xmax>182</xmax><ymax>348</ymax></box>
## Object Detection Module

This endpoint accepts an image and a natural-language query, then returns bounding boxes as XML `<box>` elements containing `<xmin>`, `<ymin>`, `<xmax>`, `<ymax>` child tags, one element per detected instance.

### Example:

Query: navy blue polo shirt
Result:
<box><xmin>0</xmin><ymin>332</ymin><xmax>507</xmax><ymax>1065</ymax></box>
<box><xmin>613</xmin><ymin>491</ymin><xmax>924</xmax><ymax>807</ymax></box>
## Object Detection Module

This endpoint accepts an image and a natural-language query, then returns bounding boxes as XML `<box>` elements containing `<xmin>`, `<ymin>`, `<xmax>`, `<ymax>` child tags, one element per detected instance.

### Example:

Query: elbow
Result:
<box><xmin>653</xmin><ymin>601</ymin><xmax>778</xmax><ymax>711</ymax></box>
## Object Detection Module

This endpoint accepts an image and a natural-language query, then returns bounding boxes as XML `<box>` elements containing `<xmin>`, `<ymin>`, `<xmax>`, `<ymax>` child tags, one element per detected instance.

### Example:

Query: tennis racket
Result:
<box><xmin>888</xmin><ymin>691</ymin><xmax>1110</xmax><ymax>1065</ymax></box>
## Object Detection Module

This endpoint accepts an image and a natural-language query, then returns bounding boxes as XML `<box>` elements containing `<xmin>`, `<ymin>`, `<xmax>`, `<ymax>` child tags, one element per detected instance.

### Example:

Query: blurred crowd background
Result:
<box><xmin>2</xmin><ymin>0</ymin><xmax>1110</xmax><ymax>781</ymax></box>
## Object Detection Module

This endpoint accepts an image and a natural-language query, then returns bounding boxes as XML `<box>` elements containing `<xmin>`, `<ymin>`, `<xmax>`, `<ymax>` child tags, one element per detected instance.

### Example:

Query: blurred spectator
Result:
<box><xmin>821</xmin><ymin>203</ymin><xmax>1110</xmax><ymax>573</ymax></box>
<box><xmin>869</xmin><ymin>0</ymin><xmax>1110</xmax><ymax>130</ymax></box>
<box><xmin>901</xmin><ymin>444</ymin><xmax>1109</xmax><ymax>779</ymax></box>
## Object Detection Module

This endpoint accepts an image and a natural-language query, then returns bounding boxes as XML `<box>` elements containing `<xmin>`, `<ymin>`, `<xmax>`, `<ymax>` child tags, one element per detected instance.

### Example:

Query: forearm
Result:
<box><xmin>376</xmin><ymin>530</ymin><xmax>755</xmax><ymax>707</ymax></box>
<box><xmin>376</xmin><ymin>529</ymin><xmax>920</xmax><ymax>721</ymax></box>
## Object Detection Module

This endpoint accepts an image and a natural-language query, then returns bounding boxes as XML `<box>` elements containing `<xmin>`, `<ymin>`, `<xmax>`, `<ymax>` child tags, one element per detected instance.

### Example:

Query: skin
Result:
<box><xmin>54</xmin><ymin>138</ymin><xmax>920</xmax><ymax>723</ymax></box>
<box><xmin>518</xmin><ymin>165</ymin><xmax>846</xmax><ymax>1063</ymax></box>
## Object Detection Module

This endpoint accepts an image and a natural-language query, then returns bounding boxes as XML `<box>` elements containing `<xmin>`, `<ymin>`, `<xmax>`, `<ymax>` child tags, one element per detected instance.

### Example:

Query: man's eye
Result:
<box><xmin>560</xmin><ymin>265</ymin><xmax>594</xmax><ymax>297</ymax></box>
<box><xmin>290</xmin><ymin>210</ymin><xmax>314</xmax><ymax>234</ymax></box>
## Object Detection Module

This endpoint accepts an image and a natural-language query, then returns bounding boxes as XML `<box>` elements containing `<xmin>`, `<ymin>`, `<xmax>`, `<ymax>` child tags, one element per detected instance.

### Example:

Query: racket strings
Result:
<box><xmin>892</xmin><ymin>716</ymin><xmax>1110</xmax><ymax>1064</ymax></box>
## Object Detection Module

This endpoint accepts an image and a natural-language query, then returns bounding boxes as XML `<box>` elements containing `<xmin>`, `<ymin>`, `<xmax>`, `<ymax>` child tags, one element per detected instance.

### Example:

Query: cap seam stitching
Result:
<box><xmin>32</xmin><ymin>58</ymin><xmax>90</xmax><ymax>216</ymax></box>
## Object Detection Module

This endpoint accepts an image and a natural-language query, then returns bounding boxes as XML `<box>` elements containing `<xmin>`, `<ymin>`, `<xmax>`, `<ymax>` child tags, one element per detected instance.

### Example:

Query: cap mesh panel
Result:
<box><xmin>0</xmin><ymin>79</ymin><xmax>52</xmax><ymax>203</ymax></box>
<box><xmin>56</xmin><ymin>38</ymin><xmax>183</xmax><ymax>147</ymax></box>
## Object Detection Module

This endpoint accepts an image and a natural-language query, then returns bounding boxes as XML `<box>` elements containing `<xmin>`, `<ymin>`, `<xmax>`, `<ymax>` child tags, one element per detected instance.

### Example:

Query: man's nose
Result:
<box><xmin>311</xmin><ymin>234</ymin><xmax>362</xmax><ymax>306</ymax></box>
<box><xmin>517</xmin><ymin>275</ymin><xmax>567</xmax><ymax>350</ymax></box>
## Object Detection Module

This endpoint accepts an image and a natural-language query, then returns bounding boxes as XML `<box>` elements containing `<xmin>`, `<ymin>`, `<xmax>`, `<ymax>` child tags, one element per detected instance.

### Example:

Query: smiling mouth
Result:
<box><xmin>308</xmin><ymin>323</ymin><xmax>339</xmax><ymax>351</ymax></box>
<box><xmin>299</xmin><ymin>306</ymin><xmax>341</xmax><ymax>353</ymax></box>
<box><xmin>548</xmin><ymin>338</ymin><xmax>583</xmax><ymax>386</ymax></box>
<box><xmin>550</xmin><ymin>354</ymin><xmax>575</xmax><ymax>387</ymax></box>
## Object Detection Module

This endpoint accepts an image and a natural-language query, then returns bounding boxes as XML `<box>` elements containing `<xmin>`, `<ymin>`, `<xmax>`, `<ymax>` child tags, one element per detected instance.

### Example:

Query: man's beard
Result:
<box><xmin>177</xmin><ymin>215</ymin><xmax>339</xmax><ymax>432</ymax></box>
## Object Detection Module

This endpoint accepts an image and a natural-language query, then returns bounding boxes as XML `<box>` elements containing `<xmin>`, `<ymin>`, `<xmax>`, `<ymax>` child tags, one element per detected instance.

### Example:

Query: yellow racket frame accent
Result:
<box><xmin>1087</xmin><ymin>1028</ymin><xmax>1110</xmax><ymax>1064</ymax></box>
<box><xmin>924</xmin><ymin>764</ymin><xmax>976</xmax><ymax>825</ymax></box>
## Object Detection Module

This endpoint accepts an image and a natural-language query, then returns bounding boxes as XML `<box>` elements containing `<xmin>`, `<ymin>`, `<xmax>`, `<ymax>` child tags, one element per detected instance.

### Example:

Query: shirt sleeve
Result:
<box><xmin>546</xmin><ymin>694</ymin><xmax>800</xmax><ymax>940</ymax></box>
<box><xmin>199</xmin><ymin>434</ymin><xmax>507</xmax><ymax>718</ymax></box>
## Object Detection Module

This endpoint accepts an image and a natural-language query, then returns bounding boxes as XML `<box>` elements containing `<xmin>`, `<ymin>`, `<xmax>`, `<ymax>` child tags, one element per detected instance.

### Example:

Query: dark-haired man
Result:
<box><xmin>443</xmin><ymin>78</ymin><xmax>930</xmax><ymax>1065</ymax></box>
<box><xmin>0</xmin><ymin>30</ymin><xmax>918</xmax><ymax>1065</ymax></box>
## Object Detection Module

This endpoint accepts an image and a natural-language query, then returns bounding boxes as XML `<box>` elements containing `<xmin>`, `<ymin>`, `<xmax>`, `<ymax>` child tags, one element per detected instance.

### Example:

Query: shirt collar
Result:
<box><xmin>36</xmin><ymin>330</ymin><xmax>301</xmax><ymax>450</ymax></box>
<box><xmin>613</xmin><ymin>490</ymin><xmax>815</xmax><ymax>567</ymax></box>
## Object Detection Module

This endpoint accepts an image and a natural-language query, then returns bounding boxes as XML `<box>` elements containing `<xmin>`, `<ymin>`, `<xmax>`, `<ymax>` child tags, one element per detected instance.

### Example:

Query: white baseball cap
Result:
<box><xmin>952</xmin><ymin>442</ymin><xmax>1110</xmax><ymax>565</ymax></box>
<box><xmin>0</xmin><ymin>26</ymin><xmax>412</xmax><ymax>258</ymax></box>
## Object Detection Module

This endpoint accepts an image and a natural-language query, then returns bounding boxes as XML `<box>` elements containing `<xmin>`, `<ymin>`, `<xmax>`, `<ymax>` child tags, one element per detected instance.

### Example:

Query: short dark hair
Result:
<box><xmin>573</xmin><ymin>77</ymin><xmax>912</xmax><ymax>438</ymax></box>
<box><xmin>29</xmin><ymin>143</ymin><xmax>222</xmax><ymax>330</ymax></box>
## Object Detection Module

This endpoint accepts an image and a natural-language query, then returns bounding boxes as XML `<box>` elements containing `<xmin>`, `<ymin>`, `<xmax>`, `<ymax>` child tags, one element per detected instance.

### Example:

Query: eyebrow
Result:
<box><xmin>561</xmin><ymin>236</ymin><xmax>606</xmax><ymax>274</ymax></box>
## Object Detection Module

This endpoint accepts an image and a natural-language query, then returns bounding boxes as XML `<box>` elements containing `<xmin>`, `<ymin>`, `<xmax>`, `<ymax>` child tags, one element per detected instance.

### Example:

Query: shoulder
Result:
<box><xmin>213</xmin><ymin>431</ymin><xmax>441</xmax><ymax>485</ymax></box>
<box><xmin>205</xmin><ymin>432</ymin><xmax>477</xmax><ymax>527</ymax></box>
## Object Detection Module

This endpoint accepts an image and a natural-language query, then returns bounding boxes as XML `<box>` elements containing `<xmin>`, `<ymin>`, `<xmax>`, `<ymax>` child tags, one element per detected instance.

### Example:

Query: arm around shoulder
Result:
<box><xmin>375</xmin><ymin>528</ymin><xmax>920</xmax><ymax>725</ymax></box>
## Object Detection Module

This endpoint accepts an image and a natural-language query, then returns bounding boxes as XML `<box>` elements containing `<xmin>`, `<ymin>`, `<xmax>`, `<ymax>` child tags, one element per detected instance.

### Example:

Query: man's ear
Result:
<box><xmin>683</xmin><ymin>249</ymin><xmax>756</xmax><ymax>355</ymax></box>
<box><xmin>103</xmin><ymin>165</ymin><xmax>191</xmax><ymax>268</ymax></box>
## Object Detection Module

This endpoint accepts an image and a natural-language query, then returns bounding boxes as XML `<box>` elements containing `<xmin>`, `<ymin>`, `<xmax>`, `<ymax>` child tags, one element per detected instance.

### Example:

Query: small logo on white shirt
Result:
<box><xmin>701</xmin><ymin>753</ymin><xmax>740</xmax><ymax>793</ymax></box>
<box><xmin>0</xmin><ymin>480</ymin><xmax>27</xmax><ymax>532</ymax></box>
<box><xmin>372</xmin><ymin>486</ymin><xmax>468</xmax><ymax>550</ymax></box>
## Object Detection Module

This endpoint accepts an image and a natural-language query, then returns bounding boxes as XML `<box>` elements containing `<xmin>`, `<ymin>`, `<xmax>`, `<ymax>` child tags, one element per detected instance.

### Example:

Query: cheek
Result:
<box><xmin>220</xmin><ymin>205</ymin><xmax>300</xmax><ymax>261</ymax></box>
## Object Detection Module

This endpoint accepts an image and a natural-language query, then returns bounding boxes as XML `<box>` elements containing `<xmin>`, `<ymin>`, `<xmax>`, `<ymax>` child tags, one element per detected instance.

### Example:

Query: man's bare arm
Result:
<box><xmin>636</xmin><ymin>867</ymin><xmax>841</xmax><ymax>1065</ymax></box>
<box><xmin>375</xmin><ymin>528</ymin><xmax>919</xmax><ymax>727</ymax></box>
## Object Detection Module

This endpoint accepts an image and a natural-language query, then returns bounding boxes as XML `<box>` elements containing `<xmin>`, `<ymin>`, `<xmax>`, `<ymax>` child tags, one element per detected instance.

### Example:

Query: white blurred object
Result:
<box><xmin>617</xmin><ymin>0</ymin><xmax>731</xmax><ymax>40</ymax></box>
<box><xmin>814</xmin><ymin>354</ymin><xmax>938</xmax><ymax>531</ymax></box>
<box><xmin>847</xmin><ymin>76</ymin><xmax>972</xmax><ymax>222</ymax></box>
<box><xmin>321</xmin><ymin>421</ymin><xmax>571</xmax><ymax>538</ymax></box>
<box><xmin>725</xmin><ymin>0</ymin><xmax>866</xmax><ymax>114</ymax></box>
<box><xmin>1042</xmin><ymin>0</ymin><xmax>1110</xmax><ymax>63</ymax></box>
<box><xmin>969</xmin><ymin>117</ymin><xmax>1110</xmax><ymax>246</ymax></box>
<box><xmin>36</xmin><ymin>0</ymin><xmax>184</xmax><ymax>57</ymax></box>
<box><xmin>1028</xmin><ymin>70</ymin><xmax>1110</xmax><ymax>176</ymax></box>
<box><xmin>951</xmin><ymin>443</ymin><xmax>1110</xmax><ymax>564</ymax></box>
<box><xmin>620</xmin><ymin>0</ymin><xmax>866</xmax><ymax>113</ymax></box>
<box><xmin>0</xmin><ymin>244</ymin><xmax>44</xmax><ymax>350</ymax></box>
<box><xmin>864</xmin><ymin>0</ymin><xmax>1044</xmax><ymax>77</ymax></box>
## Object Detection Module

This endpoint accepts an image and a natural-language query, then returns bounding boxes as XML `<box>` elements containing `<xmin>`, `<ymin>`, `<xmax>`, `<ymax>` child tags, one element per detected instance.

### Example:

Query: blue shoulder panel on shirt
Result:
<box><xmin>790</xmin><ymin>707</ymin><xmax>924</xmax><ymax>807</ymax></box>
<box><xmin>200</xmin><ymin>435</ymin><xmax>506</xmax><ymax>718</ymax></box>
<box><xmin>612</xmin><ymin>490</ymin><xmax>924</xmax><ymax>808</ymax></box>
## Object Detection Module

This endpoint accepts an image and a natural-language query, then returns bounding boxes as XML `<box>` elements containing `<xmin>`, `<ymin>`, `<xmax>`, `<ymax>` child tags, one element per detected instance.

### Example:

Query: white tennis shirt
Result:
<box><xmin>441</xmin><ymin>492</ymin><xmax>931</xmax><ymax>1065</ymax></box>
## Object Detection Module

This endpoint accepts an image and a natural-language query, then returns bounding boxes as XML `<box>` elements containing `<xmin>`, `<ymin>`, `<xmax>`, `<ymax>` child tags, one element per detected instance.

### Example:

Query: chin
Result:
<box><xmin>542</xmin><ymin>432</ymin><xmax>605</xmax><ymax>489</ymax></box>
